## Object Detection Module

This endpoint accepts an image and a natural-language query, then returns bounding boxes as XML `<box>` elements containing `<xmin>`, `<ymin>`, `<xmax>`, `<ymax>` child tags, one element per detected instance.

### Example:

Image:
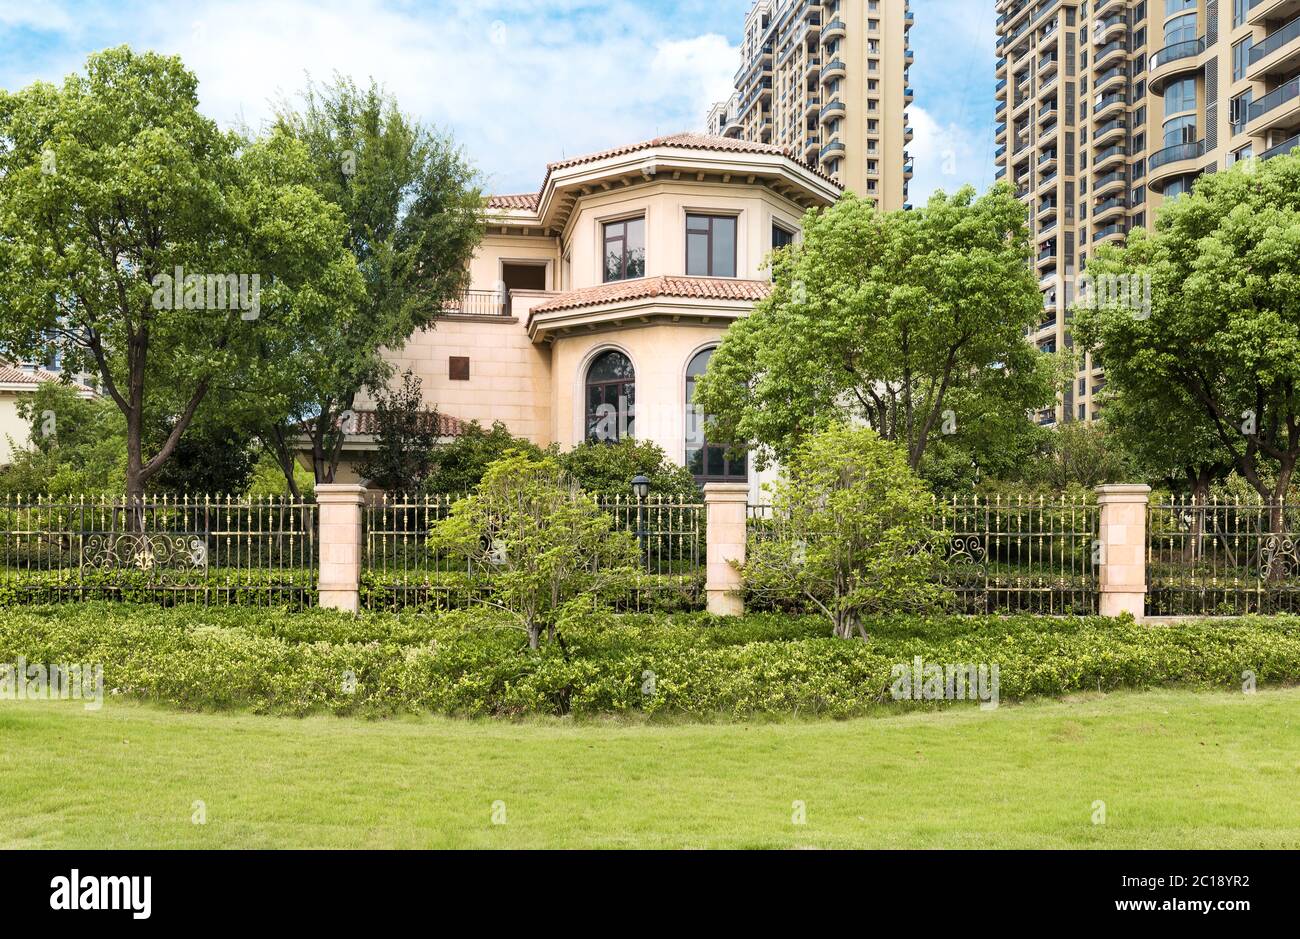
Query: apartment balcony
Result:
<box><xmin>1094</xmin><ymin>168</ymin><xmax>1127</xmax><ymax>195</ymax></box>
<box><xmin>1038</xmin><ymin>53</ymin><xmax>1059</xmax><ymax>79</ymax></box>
<box><xmin>819</xmin><ymin>99</ymin><xmax>845</xmax><ymax>124</ymax></box>
<box><xmin>1038</xmin><ymin>197</ymin><xmax>1059</xmax><ymax>221</ymax></box>
<box><xmin>996</xmin><ymin>77</ymin><xmax>1009</xmax><ymax>100</ymax></box>
<box><xmin>1094</xmin><ymin>142</ymin><xmax>1127</xmax><ymax>170</ymax></box>
<box><xmin>819</xmin><ymin>140</ymin><xmax>846</xmax><ymax>165</ymax></box>
<box><xmin>905</xmin><ymin>125</ymin><xmax>915</xmax><ymax>143</ymax></box>
<box><xmin>1246</xmin><ymin>75</ymin><xmax>1300</xmax><ymax>137</ymax></box>
<box><xmin>820</xmin><ymin>59</ymin><xmax>846</xmax><ymax>83</ymax></box>
<box><xmin>1037</xmin><ymin>148</ymin><xmax>1059</xmax><ymax>172</ymax></box>
<box><xmin>1094</xmin><ymin>39</ymin><xmax>1127</xmax><ymax>70</ymax></box>
<box><xmin>1249</xmin><ymin>0</ymin><xmax>1300</xmax><ymax>27</ymax></box>
<box><xmin>1093</xmin><ymin>222</ymin><xmax>1128</xmax><ymax>244</ymax></box>
<box><xmin>821</xmin><ymin>18</ymin><xmax>846</xmax><ymax>43</ymax></box>
<box><xmin>905</xmin><ymin>86</ymin><xmax>915</xmax><ymax>103</ymax></box>
<box><xmin>1246</xmin><ymin>15</ymin><xmax>1300</xmax><ymax>82</ymax></box>
<box><xmin>1094</xmin><ymin>14</ymin><xmax>1127</xmax><ymax>45</ymax></box>
<box><xmin>1093</xmin><ymin>118</ymin><xmax>1127</xmax><ymax>144</ymax></box>
<box><xmin>1093</xmin><ymin>195</ymin><xmax>1127</xmax><ymax>221</ymax></box>
<box><xmin>1149</xmin><ymin>37</ymin><xmax>1207</xmax><ymax>94</ymax></box>
<box><xmin>1037</xmin><ymin>219</ymin><xmax>1059</xmax><ymax>240</ymax></box>
<box><xmin>1148</xmin><ymin>139</ymin><xmax>1207</xmax><ymax>191</ymax></box>
<box><xmin>1094</xmin><ymin>64</ymin><xmax>1129</xmax><ymax>94</ymax></box>
<box><xmin>1261</xmin><ymin>131</ymin><xmax>1300</xmax><ymax>160</ymax></box>
<box><xmin>1093</xmin><ymin>91</ymin><xmax>1126</xmax><ymax>118</ymax></box>
<box><xmin>1096</xmin><ymin>0</ymin><xmax>1126</xmax><ymax>18</ymax></box>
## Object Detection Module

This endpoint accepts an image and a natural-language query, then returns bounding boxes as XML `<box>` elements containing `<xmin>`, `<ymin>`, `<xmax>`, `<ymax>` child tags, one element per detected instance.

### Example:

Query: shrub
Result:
<box><xmin>428</xmin><ymin>452</ymin><xmax>641</xmax><ymax>648</ymax></box>
<box><xmin>423</xmin><ymin>421</ymin><xmax>548</xmax><ymax>495</ymax></box>
<box><xmin>558</xmin><ymin>438</ymin><xmax>699</xmax><ymax>502</ymax></box>
<box><xmin>744</xmin><ymin>426</ymin><xmax>945</xmax><ymax>638</ymax></box>
<box><xmin>2</xmin><ymin>604</ymin><xmax>1298</xmax><ymax>718</ymax></box>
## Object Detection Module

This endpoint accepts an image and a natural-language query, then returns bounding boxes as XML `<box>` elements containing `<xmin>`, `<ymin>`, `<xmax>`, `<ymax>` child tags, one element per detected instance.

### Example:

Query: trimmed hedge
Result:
<box><xmin>1</xmin><ymin>604</ymin><xmax>1297</xmax><ymax>718</ymax></box>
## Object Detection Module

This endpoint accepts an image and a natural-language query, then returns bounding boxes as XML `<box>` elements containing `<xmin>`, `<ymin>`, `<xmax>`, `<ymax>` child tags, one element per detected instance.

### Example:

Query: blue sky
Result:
<box><xmin>0</xmin><ymin>0</ymin><xmax>998</xmax><ymax>201</ymax></box>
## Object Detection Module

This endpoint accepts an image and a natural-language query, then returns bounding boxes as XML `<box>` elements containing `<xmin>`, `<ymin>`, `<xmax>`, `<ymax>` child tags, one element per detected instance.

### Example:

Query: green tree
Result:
<box><xmin>1074</xmin><ymin>152</ymin><xmax>1300</xmax><ymax>534</ymax></box>
<box><xmin>743</xmin><ymin>426</ymin><xmax>944</xmax><ymax>639</ymax></box>
<box><xmin>268</xmin><ymin>76</ymin><xmax>484</xmax><ymax>486</ymax></box>
<box><xmin>428</xmin><ymin>453</ymin><xmax>640</xmax><ymax>649</ymax></box>
<box><xmin>0</xmin><ymin>382</ymin><xmax>126</xmax><ymax>497</ymax></box>
<box><xmin>424</xmin><ymin>421</ymin><xmax>548</xmax><ymax>495</ymax></box>
<box><xmin>356</xmin><ymin>371</ymin><xmax>440</xmax><ymax>492</ymax></box>
<box><xmin>0</xmin><ymin>47</ymin><xmax>366</xmax><ymax>512</ymax></box>
<box><xmin>695</xmin><ymin>187</ymin><xmax>1053</xmax><ymax>473</ymax></box>
<box><xmin>1026</xmin><ymin>421</ymin><xmax>1133</xmax><ymax>490</ymax></box>
<box><xmin>559</xmin><ymin>439</ymin><xmax>699</xmax><ymax>502</ymax></box>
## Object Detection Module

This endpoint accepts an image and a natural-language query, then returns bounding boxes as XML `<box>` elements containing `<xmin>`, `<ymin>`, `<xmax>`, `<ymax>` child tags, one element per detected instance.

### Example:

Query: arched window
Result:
<box><xmin>685</xmin><ymin>348</ymin><xmax>747</xmax><ymax>482</ymax></box>
<box><xmin>585</xmin><ymin>350</ymin><xmax>635</xmax><ymax>442</ymax></box>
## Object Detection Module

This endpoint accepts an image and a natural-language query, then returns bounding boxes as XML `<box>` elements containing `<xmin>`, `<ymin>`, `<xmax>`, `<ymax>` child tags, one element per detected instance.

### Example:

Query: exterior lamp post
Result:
<box><xmin>631</xmin><ymin>475</ymin><xmax>650</xmax><ymax>561</ymax></box>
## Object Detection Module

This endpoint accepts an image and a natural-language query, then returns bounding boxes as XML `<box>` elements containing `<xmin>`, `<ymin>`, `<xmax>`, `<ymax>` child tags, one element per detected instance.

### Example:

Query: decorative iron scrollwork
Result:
<box><xmin>82</xmin><ymin>533</ymin><xmax>209</xmax><ymax>579</ymax></box>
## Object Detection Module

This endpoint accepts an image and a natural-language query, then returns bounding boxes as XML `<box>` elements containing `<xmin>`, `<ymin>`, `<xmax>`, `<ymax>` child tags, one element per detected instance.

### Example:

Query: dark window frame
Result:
<box><xmin>685</xmin><ymin>348</ymin><xmax>748</xmax><ymax>483</ymax></box>
<box><xmin>685</xmin><ymin>213</ymin><xmax>739</xmax><ymax>278</ymax></box>
<box><xmin>602</xmin><ymin>217</ymin><xmax>646</xmax><ymax>283</ymax></box>
<box><xmin>584</xmin><ymin>350</ymin><xmax>636</xmax><ymax>443</ymax></box>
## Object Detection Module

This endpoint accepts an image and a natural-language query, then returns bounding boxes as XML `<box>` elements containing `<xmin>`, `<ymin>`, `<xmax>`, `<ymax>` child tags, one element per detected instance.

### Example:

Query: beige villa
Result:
<box><xmin>336</xmin><ymin>133</ymin><xmax>843</xmax><ymax>501</ymax></box>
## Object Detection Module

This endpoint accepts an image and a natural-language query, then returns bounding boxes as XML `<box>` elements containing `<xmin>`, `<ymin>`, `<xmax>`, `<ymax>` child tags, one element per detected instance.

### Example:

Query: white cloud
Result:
<box><xmin>906</xmin><ymin>105</ymin><xmax>996</xmax><ymax>205</ymax></box>
<box><xmin>14</xmin><ymin>0</ymin><xmax>740</xmax><ymax>194</ymax></box>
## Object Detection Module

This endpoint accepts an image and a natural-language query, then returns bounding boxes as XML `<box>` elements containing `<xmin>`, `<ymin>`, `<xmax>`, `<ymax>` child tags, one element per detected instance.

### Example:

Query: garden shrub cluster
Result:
<box><xmin>1</xmin><ymin>603</ymin><xmax>1298</xmax><ymax>719</ymax></box>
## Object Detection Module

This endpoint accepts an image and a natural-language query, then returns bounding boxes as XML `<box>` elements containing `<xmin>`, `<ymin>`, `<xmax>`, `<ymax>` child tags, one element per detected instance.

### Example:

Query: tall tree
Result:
<box><xmin>0</xmin><ymin>47</ymin><xmax>365</xmax><ymax>512</ymax></box>
<box><xmin>694</xmin><ymin>187</ymin><xmax>1053</xmax><ymax>473</ymax></box>
<box><xmin>1074</xmin><ymin>151</ymin><xmax>1300</xmax><ymax>531</ymax></box>
<box><xmin>269</xmin><ymin>76</ymin><xmax>484</xmax><ymax>486</ymax></box>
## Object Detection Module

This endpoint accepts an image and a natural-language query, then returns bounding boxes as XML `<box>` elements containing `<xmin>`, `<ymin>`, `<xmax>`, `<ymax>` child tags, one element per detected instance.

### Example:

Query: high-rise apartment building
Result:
<box><xmin>707</xmin><ymin>0</ymin><xmax>915</xmax><ymax>210</ymax></box>
<box><xmin>996</xmin><ymin>0</ymin><xmax>1300</xmax><ymax>425</ymax></box>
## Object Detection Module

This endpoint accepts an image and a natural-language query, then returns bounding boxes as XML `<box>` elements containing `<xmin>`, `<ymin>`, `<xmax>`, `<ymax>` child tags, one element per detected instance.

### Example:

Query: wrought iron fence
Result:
<box><xmin>1147</xmin><ymin>498</ymin><xmax>1300</xmax><ymax>616</ymax></box>
<box><xmin>362</xmin><ymin>493</ymin><xmax>704</xmax><ymax>613</ymax></box>
<box><xmin>0</xmin><ymin>495</ymin><xmax>317</xmax><ymax>607</ymax></box>
<box><xmin>748</xmin><ymin>495</ymin><xmax>1099</xmax><ymax>615</ymax></box>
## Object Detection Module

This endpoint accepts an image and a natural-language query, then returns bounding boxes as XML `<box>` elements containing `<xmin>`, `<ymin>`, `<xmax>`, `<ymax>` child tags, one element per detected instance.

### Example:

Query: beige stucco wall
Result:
<box><xmin>0</xmin><ymin>394</ymin><xmax>28</xmax><ymax>466</ymax></box>
<box><xmin>560</xmin><ymin>181</ymin><xmax>806</xmax><ymax>286</ymax></box>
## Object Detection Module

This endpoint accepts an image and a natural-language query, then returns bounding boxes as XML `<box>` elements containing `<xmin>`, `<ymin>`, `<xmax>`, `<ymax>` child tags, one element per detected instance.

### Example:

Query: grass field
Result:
<box><xmin>2</xmin><ymin>688</ymin><xmax>1298</xmax><ymax>849</ymax></box>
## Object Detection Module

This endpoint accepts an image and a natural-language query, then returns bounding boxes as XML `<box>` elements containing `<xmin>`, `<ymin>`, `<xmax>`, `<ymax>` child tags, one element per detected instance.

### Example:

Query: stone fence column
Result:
<box><xmin>1095</xmin><ymin>484</ymin><xmax>1152</xmax><ymax>620</ymax></box>
<box><xmin>703</xmin><ymin>483</ymin><xmax>750</xmax><ymax>616</ymax></box>
<box><xmin>316</xmin><ymin>483</ymin><xmax>367</xmax><ymax>614</ymax></box>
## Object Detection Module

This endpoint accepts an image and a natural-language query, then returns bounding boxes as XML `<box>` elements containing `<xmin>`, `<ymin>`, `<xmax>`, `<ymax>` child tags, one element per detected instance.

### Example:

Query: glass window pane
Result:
<box><xmin>712</xmin><ymin>217</ymin><xmax>736</xmax><ymax>277</ymax></box>
<box><xmin>687</xmin><ymin>232</ymin><xmax>709</xmax><ymax>276</ymax></box>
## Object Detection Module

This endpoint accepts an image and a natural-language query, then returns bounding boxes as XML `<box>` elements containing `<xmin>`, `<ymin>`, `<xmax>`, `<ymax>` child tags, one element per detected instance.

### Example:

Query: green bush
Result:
<box><xmin>2</xmin><ymin>604</ymin><xmax>1297</xmax><ymax>719</ymax></box>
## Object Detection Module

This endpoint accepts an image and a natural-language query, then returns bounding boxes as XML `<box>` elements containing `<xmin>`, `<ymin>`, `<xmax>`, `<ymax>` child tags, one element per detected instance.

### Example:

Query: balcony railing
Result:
<box><xmin>1249</xmin><ymin>15</ymin><xmax>1300</xmax><ymax>66</ymax></box>
<box><xmin>443</xmin><ymin>289</ymin><xmax>509</xmax><ymax>317</ymax></box>
<box><xmin>1249</xmin><ymin>76</ymin><xmax>1300</xmax><ymax>123</ymax></box>
<box><xmin>1148</xmin><ymin>139</ymin><xmax>1205</xmax><ymax>171</ymax></box>
<box><xmin>1261</xmin><ymin>132</ymin><xmax>1300</xmax><ymax>160</ymax></box>
<box><xmin>1150</xmin><ymin>37</ymin><xmax>1206</xmax><ymax>71</ymax></box>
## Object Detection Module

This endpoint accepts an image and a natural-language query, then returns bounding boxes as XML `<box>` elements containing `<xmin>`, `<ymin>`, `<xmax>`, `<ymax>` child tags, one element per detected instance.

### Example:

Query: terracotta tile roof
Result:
<box><xmin>486</xmin><ymin>193</ymin><xmax>540</xmax><ymax>211</ymax></box>
<box><xmin>0</xmin><ymin>366</ymin><xmax>94</xmax><ymax>393</ymax></box>
<box><xmin>347</xmin><ymin>409</ymin><xmax>468</xmax><ymax>438</ymax></box>
<box><xmin>488</xmin><ymin>132</ymin><xmax>841</xmax><ymax>216</ymax></box>
<box><xmin>530</xmin><ymin>275</ymin><xmax>772</xmax><ymax>314</ymax></box>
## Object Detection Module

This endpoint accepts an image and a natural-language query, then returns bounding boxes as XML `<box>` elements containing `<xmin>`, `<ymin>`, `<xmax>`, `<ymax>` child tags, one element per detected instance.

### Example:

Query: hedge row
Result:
<box><xmin>1</xmin><ymin>604</ymin><xmax>1297</xmax><ymax>718</ymax></box>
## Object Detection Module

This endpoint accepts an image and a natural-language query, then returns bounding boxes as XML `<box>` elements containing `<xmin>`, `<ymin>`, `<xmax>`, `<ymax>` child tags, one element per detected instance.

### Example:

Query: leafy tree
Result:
<box><xmin>1074</xmin><ymin>151</ymin><xmax>1300</xmax><ymax>546</ymax></box>
<box><xmin>0</xmin><ymin>382</ymin><xmax>126</xmax><ymax>497</ymax></box>
<box><xmin>1024</xmin><ymin>421</ymin><xmax>1133</xmax><ymax>490</ymax></box>
<box><xmin>695</xmin><ymin>187</ymin><xmax>1053</xmax><ymax>473</ymax></box>
<box><xmin>0</xmin><ymin>47</ymin><xmax>366</xmax><ymax>512</ymax></box>
<box><xmin>743</xmin><ymin>426</ymin><xmax>944</xmax><ymax>639</ymax></box>
<box><xmin>268</xmin><ymin>76</ymin><xmax>484</xmax><ymax>485</ymax></box>
<box><xmin>428</xmin><ymin>453</ymin><xmax>641</xmax><ymax>649</ymax></box>
<box><xmin>146</xmin><ymin>416</ymin><xmax>258</xmax><ymax>496</ymax></box>
<box><xmin>558</xmin><ymin>439</ymin><xmax>699</xmax><ymax>502</ymax></box>
<box><xmin>423</xmin><ymin>421</ymin><xmax>548</xmax><ymax>495</ymax></box>
<box><xmin>356</xmin><ymin>371</ymin><xmax>440</xmax><ymax>492</ymax></box>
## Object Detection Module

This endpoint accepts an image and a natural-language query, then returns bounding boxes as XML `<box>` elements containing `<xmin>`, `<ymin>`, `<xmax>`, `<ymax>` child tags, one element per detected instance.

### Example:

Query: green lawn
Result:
<box><xmin>2</xmin><ymin>688</ymin><xmax>1298</xmax><ymax>849</ymax></box>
